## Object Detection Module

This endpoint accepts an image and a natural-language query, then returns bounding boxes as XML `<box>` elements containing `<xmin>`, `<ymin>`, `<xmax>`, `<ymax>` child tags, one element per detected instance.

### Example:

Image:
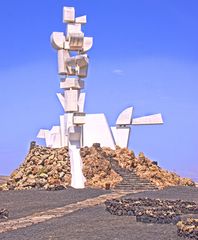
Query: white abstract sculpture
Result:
<box><xmin>45</xmin><ymin>7</ymin><xmax>92</xmax><ymax>189</ymax></box>
<box><xmin>111</xmin><ymin>108</ymin><xmax>163</xmax><ymax>148</ymax></box>
<box><xmin>37</xmin><ymin>6</ymin><xmax>164</xmax><ymax>189</ymax></box>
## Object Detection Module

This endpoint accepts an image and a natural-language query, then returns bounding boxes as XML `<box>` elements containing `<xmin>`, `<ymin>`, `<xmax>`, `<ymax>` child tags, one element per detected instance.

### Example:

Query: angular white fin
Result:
<box><xmin>116</xmin><ymin>107</ymin><xmax>133</xmax><ymax>126</ymax></box>
<box><xmin>132</xmin><ymin>113</ymin><xmax>163</xmax><ymax>125</ymax></box>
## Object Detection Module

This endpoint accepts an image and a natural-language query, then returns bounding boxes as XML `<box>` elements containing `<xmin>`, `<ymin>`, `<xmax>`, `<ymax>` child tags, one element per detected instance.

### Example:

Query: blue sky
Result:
<box><xmin>0</xmin><ymin>0</ymin><xmax>197</xmax><ymax>181</ymax></box>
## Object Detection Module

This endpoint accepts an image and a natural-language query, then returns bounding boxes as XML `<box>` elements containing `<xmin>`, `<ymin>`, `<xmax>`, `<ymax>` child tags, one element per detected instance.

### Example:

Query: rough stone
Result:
<box><xmin>105</xmin><ymin>198</ymin><xmax>198</xmax><ymax>225</ymax></box>
<box><xmin>1</xmin><ymin>143</ymin><xmax>195</xmax><ymax>191</ymax></box>
<box><xmin>0</xmin><ymin>209</ymin><xmax>9</xmax><ymax>220</ymax></box>
<box><xmin>177</xmin><ymin>218</ymin><xmax>198</xmax><ymax>239</ymax></box>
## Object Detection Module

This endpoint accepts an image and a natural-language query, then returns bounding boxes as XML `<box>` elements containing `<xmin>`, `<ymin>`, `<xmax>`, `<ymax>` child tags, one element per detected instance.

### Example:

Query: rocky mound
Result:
<box><xmin>0</xmin><ymin>143</ymin><xmax>195</xmax><ymax>191</ymax></box>
<box><xmin>109</xmin><ymin>147</ymin><xmax>195</xmax><ymax>188</ymax></box>
<box><xmin>2</xmin><ymin>144</ymin><xmax>122</xmax><ymax>190</ymax></box>
<box><xmin>81</xmin><ymin>144</ymin><xmax>122</xmax><ymax>188</ymax></box>
<box><xmin>81</xmin><ymin>145</ymin><xmax>195</xmax><ymax>189</ymax></box>
<box><xmin>4</xmin><ymin>146</ymin><xmax>71</xmax><ymax>190</ymax></box>
<box><xmin>177</xmin><ymin>218</ymin><xmax>198</xmax><ymax>239</ymax></box>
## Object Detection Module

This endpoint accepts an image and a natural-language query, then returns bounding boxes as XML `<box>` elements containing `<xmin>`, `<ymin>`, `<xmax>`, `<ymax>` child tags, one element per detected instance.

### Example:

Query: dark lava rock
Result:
<box><xmin>136</xmin><ymin>209</ymin><xmax>181</xmax><ymax>224</ymax></box>
<box><xmin>0</xmin><ymin>209</ymin><xmax>9</xmax><ymax>219</ymax></box>
<box><xmin>177</xmin><ymin>218</ymin><xmax>198</xmax><ymax>239</ymax></box>
<box><xmin>105</xmin><ymin>198</ymin><xmax>198</xmax><ymax>225</ymax></box>
<box><xmin>46</xmin><ymin>185</ymin><xmax>66</xmax><ymax>191</ymax></box>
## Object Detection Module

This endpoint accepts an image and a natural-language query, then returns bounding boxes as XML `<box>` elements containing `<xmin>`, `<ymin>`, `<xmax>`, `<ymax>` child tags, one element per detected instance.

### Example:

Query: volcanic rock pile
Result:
<box><xmin>0</xmin><ymin>143</ymin><xmax>195</xmax><ymax>191</ymax></box>
<box><xmin>105</xmin><ymin>198</ymin><xmax>198</xmax><ymax>224</ymax></box>
<box><xmin>2</xmin><ymin>144</ymin><xmax>122</xmax><ymax>190</ymax></box>
<box><xmin>111</xmin><ymin>147</ymin><xmax>195</xmax><ymax>188</ymax></box>
<box><xmin>177</xmin><ymin>218</ymin><xmax>198</xmax><ymax>239</ymax></box>
<box><xmin>81</xmin><ymin>144</ymin><xmax>122</xmax><ymax>188</ymax></box>
<box><xmin>4</xmin><ymin>146</ymin><xmax>71</xmax><ymax>190</ymax></box>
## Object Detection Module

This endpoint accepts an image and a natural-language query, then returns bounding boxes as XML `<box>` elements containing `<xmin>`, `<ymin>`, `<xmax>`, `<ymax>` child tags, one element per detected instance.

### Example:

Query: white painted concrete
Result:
<box><xmin>132</xmin><ymin>113</ymin><xmax>163</xmax><ymax>125</ymax></box>
<box><xmin>75</xmin><ymin>15</ymin><xmax>87</xmax><ymax>24</ymax></box>
<box><xmin>116</xmin><ymin>107</ymin><xmax>133</xmax><ymax>126</ymax></box>
<box><xmin>111</xmin><ymin>126</ymin><xmax>131</xmax><ymax>148</ymax></box>
<box><xmin>83</xmin><ymin>114</ymin><xmax>115</xmax><ymax>149</ymax></box>
<box><xmin>63</xmin><ymin>7</ymin><xmax>75</xmax><ymax>23</ymax></box>
<box><xmin>78</xmin><ymin>92</ymin><xmax>86</xmax><ymax>113</ymax></box>
<box><xmin>50</xmin><ymin>32</ymin><xmax>65</xmax><ymax>50</ymax></box>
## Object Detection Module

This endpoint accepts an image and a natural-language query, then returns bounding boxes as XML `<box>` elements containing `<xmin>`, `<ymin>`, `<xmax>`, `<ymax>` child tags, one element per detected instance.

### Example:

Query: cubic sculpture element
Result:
<box><xmin>37</xmin><ymin>7</ymin><xmax>164</xmax><ymax>189</ymax></box>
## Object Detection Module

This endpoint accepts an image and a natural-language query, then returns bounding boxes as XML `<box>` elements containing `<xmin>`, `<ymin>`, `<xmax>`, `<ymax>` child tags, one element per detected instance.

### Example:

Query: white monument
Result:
<box><xmin>37</xmin><ymin>7</ymin><xmax>164</xmax><ymax>189</ymax></box>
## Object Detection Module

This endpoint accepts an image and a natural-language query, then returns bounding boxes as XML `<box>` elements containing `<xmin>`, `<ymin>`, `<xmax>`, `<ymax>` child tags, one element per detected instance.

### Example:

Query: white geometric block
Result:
<box><xmin>78</xmin><ymin>92</ymin><xmax>86</xmax><ymax>112</ymax></box>
<box><xmin>51</xmin><ymin>32</ymin><xmax>65</xmax><ymax>50</ymax></box>
<box><xmin>73</xmin><ymin>113</ymin><xmax>86</xmax><ymax>125</ymax></box>
<box><xmin>51</xmin><ymin>126</ymin><xmax>60</xmax><ymax>134</ymax></box>
<box><xmin>57</xmin><ymin>49</ymin><xmax>70</xmax><ymax>75</ymax></box>
<box><xmin>56</xmin><ymin>93</ymin><xmax>65</xmax><ymax>111</ymax></box>
<box><xmin>65</xmin><ymin>56</ymin><xmax>76</xmax><ymax>66</ymax></box>
<box><xmin>68</xmin><ymin>32</ymin><xmax>84</xmax><ymax>51</ymax></box>
<box><xmin>65</xmin><ymin>55</ymin><xmax>88</xmax><ymax>69</ymax></box>
<box><xmin>60</xmin><ymin>78</ymin><xmax>84</xmax><ymax>90</ymax></box>
<box><xmin>65</xmin><ymin>67</ymin><xmax>76</xmax><ymax>76</ymax></box>
<box><xmin>60</xmin><ymin>115</ymin><xmax>67</xmax><ymax>147</ymax></box>
<box><xmin>116</xmin><ymin>107</ymin><xmax>133</xmax><ymax>126</ymax></box>
<box><xmin>63</xmin><ymin>7</ymin><xmax>75</xmax><ymax>23</ymax></box>
<box><xmin>68</xmin><ymin>126</ymin><xmax>81</xmax><ymax>141</ymax></box>
<box><xmin>67</xmin><ymin>23</ymin><xmax>82</xmax><ymax>34</ymax></box>
<box><xmin>83</xmin><ymin>114</ymin><xmax>115</xmax><ymax>149</ymax></box>
<box><xmin>63</xmin><ymin>41</ymin><xmax>70</xmax><ymax>50</ymax></box>
<box><xmin>76</xmin><ymin>55</ymin><xmax>88</xmax><ymax>67</ymax></box>
<box><xmin>37</xmin><ymin>129</ymin><xmax>48</xmax><ymax>139</ymax></box>
<box><xmin>77</xmin><ymin>65</ymin><xmax>88</xmax><ymax>78</ymax></box>
<box><xmin>111</xmin><ymin>126</ymin><xmax>131</xmax><ymax>148</ymax></box>
<box><xmin>50</xmin><ymin>126</ymin><xmax>62</xmax><ymax>148</ymax></box>
<box><xmin>83</xmin><ymin>37</ymin><xmax>93</xmax><ymax>52</ymax></box>
<box><xmin>75</xmin><ymin>15</ymin><xmax>87</xmax><ymax>24</ymax></box>
<box><xmin>64</xmin><ymin>113</ymin><xmax>74</xmax><ymax>135</ymax></box>
<box><xmin>37</xmin><ymin>127</ymin><xmax>62</xmax><ymax>148</ymax></box>
<box><xmin>64</xmin><ymin>89</ymin><xmax>79</xmax><ymax>112</ymax></box>
<box><xmin>37</xmin><ymin>129</ymin><xmax>52</xmax><ymax>147</ymax></box>
<box><xmin>132</xmin><ymin>113</ymin><xmax>163</xmax><ymax>125</ymax></box>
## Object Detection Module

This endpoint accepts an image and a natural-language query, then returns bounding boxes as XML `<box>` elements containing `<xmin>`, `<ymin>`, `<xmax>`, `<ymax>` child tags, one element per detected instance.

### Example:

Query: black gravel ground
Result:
<box><xmin>124</xmin><ymin>186</ymin><xmax>198</xmax><ymax>203</ymax></box>
<box><xmin>0</xmin><ymin>188</ymin><xmax>110</xmax><ymax>220</ymax></box>
<box><xmin>0</xmin><ymin>186</ymin><xmax>197</xmax><ymax>240</ymax></box>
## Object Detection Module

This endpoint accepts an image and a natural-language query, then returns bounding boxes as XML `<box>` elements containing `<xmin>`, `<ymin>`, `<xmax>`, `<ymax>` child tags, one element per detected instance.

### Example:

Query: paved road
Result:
<box><xmin>0</xmin><ymin>187</ymin><xmax>197</xmax><ymax>240</ymax></box>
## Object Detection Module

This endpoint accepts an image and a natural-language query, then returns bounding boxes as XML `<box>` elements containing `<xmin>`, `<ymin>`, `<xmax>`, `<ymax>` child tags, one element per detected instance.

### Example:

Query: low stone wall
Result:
<box><xmin>105</xmin><ymin>198</ymin><xmax>198</xmax><ymax>225</ymax></box>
